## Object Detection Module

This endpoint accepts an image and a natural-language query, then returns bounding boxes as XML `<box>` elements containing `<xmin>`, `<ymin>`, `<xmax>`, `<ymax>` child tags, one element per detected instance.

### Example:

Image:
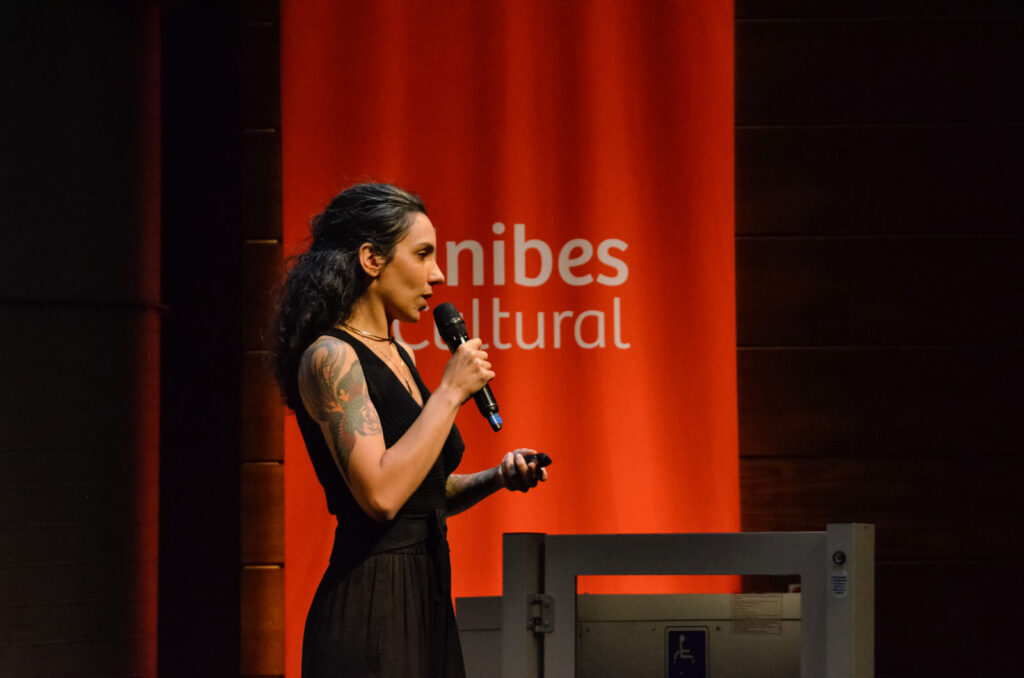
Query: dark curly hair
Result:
<box><xmin>272</xmin><ymin>183</ymin><xmax>426</xmax><ymax>409</ymax></box>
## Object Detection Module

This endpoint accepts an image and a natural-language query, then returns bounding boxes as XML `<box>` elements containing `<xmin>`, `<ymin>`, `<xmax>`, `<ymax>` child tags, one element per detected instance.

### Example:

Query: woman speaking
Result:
<box><xmin>272</xmin><ymin>183</ymin><xmax>548</xmax><ymax>677</ymax></box>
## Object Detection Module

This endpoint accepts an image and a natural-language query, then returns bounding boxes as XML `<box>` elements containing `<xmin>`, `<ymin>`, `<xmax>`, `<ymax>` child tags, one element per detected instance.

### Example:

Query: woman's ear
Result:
<box><xmin>358</xmin><ymin>243</ymin><xmax>385</xmax><ymax>278</ymax></box>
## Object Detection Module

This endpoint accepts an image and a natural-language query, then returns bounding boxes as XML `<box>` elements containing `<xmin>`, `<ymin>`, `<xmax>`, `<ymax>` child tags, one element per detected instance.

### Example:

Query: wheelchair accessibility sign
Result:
<box><xmin>666</xmin><ymin>627</ymin><xmax>708</xmax><ymax>678</ymax></box>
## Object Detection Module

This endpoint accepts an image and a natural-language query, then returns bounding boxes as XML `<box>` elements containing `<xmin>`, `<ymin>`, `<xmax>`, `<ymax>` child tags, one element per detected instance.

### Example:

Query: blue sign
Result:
<box><xmin>667</xmin><ymin>627</ymin><xmax>708</xmax><ymax>678</ymax></box>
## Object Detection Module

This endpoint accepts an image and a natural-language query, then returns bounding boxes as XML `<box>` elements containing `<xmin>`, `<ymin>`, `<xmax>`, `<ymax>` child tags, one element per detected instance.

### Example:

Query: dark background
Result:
<box><xmin>1</xmin><ymin>1</ymin><xmax>1021</xmax><ymax>676</ymax></box>
<box><xmin>736</xmin><ymin>2</ymin><xmax>1024</xmax><ymax>675</ymax></box>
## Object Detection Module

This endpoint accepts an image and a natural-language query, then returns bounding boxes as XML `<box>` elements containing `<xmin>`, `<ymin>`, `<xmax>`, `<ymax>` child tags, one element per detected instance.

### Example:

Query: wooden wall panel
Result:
<box><xmin>0</xmin><ymin>4</ymin><xmax>161</xmax><ymax>674</ymax></box>
<box><xmin>736</xmin><ymin>3</ymin><xmax>1024</xmax><ymax>675</ymax></box>
<box><xmin>737</xmin><ymin>16</ymin><xmax>1024</xmax><ymax>125</ymax></box>
<box><xmin>240</xmin><ymin>19</ymin><xmax>282</xmax><ymax>131</ymax></box>
<box><xmin>0</xmin><ymin>638</ymin><xmax>152</xmax><ymax>676</ymax></box>
<box><xmin>241</xmin><ymin>462</ymin><xmax>285</xmax><ymax>564</ymax></box>
<box><xmin>3</xmin><ymin>523</ymin><xmax>139</xmax><ymax>567</ymax></box>
<box><xmin>241</xmin><ymin>132</ymin><xmax>283</xmax><ymax>241</ymax></box>
<box><xmin>0</xmin><ymin>483</ymin><xmax>135</xmax><ymax>526</ymax></box>
<box><xmin>238</xmin><ymin>3</ymin><xmax>284</xmax><ymax>676</ymax></box>
<box><xmin>1</xmin><ymin>599</ymin><xmax>140</xmax><ymax>645</ymax></box>
<box><xmin>736</xmin><ymin>236</ymin><xmax>1024</xmax><ymax>346</ymax></box>
<box><xmin>160</xmin><ymin>3</ymin><xmax>249</xmax><ymax>673</ymax></box>
<box><xmin>737</xmin><ymin>1</ymin><xmax>1024</xmax><ymax>20</ymax></box>
<box><xmin>738</xmin><ymin>347</ymin><xmax>1023</xmax><ymax>458</ymax></box>
<box><xmin>0</xmin><ymin>562</ymin><xmax>136</xmax><ymax>608</ymax></box>
<box><xmin>241</xmin><ymin>566</ymin><xmax>285</xmax><ymax>676</ymax></box>
<box><xmin>741</xmin><ymin>456</ymin><xmax>1024</xmax><ymax>561</ymax></box>
<box><xmin>737</xmin><ymin>126</ymin><xmax>1024</xmax><ymax>236</ymax></box>
<box><xmin>242</xmin><ymin>241</ymin><xmax>284</xmax><ymax>351</ymax></box>
<box><xmin>875</xmin><ymin>562</ymin><xmax>1024</xmax><ymax>675</ymax></box>
<box><xmin>242</xmin><ymin>351</ymin><xmax>284</xmax><ymax>462</ymax></box>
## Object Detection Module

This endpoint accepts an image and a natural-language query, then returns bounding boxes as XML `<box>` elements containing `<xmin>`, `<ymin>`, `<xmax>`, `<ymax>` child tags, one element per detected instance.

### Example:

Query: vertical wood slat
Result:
<box><xmin>238</xmin><ymin>3</ymin><xmax>284</xmax><ymax>675</ymax></box>
<box><xmin>240</xmin><ymin>19</ymin><xmax>282</xmax><ymax>132</ymax></box>
<box><xmin>241</xmin><ymin>566</ymin><xmax>285</xmax><ymax>676</ymax></box>
<box><xmin>241</xmin><ymin>132</ymin><xmax>283</xmax><ymax>241</ymax></box>
<box><xmin>161</xmin><ymin>2</ymin><xmax>246</xmax><ymax>672</ymax></box>
<box><xmin>241</xmin><ymin>462</ymin><xmax>285</xmax><ymax>564</ymax></box>
<box><xmin>242</xmin><ymin>351</ymin><xmax>284</xmax><ymax>462</ymax></box>
<box><xmin>242</xmin><ymin>241</ymin><xmax>284</xmax><ymax>352</ymax></box>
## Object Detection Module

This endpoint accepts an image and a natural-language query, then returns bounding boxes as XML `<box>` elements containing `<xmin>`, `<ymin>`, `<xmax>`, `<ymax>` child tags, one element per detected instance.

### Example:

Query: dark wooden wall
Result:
<box><xmin>237</xmin><ymin>1</ymin><xmax>286</xmax><ymax>675</ymax></box>
<box><xmin>160</xmin><ymin>1</ymin><xmax>283</xmax><ymax>676</ymax></box>
<box><xmin>735</xmin><ymin>2</ymin><xmax>1024</xmax><ymax>676</ymax></box>
<box><xmin>159</xmin><ymin>3</ymin><xmax>242</xmax><ymax>674</ymax></box>
<box><xmin>0</xmin><ymin>2</ymin><xmax>161</xmax><ymax>674</ymax></box>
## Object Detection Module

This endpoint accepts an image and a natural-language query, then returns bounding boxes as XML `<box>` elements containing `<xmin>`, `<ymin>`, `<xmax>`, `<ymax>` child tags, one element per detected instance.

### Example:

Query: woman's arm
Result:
<box><xmin>299</xmin><ymin>334</ymin><xmax>491</xmax><ymax>522</ymax></box>
<box><xmin>445</xmin><ymin>449</ymin><xmax>549</xmax><ymax>516</ymax></box>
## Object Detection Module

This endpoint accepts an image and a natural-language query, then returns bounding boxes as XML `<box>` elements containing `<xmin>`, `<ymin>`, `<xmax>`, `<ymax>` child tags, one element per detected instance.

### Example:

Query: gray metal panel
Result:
<box><xmin>578</xmin><ymin>593</ymin><xmax>802</xmax><ymax>678</ymax></box>
<box><xmin>465</xmin><ymin>594</ymin><xmax>803</xmax><ymax>678</ymax></box>
<box><xmin>577</xmin><ymin>593</ymin><xmax>802</xmax><ymax>622</ymax></box>
<box><xmin>543</xmin><ymin>532</ymin><xmax>825</xmax><ymax>677</ymax></box>
<box><xmin>579</xmin><ymin>620</ymin><xmax>801</xmax><ymax>678</ymax></box>
<box><xmin>497</xmin><ymin>525</ymin><xmax>873</xmax><ymax>677</ymax></box>
<box><xmin>826</xmin><ymin>524</ymin><xmax>875</xmax><ymax>677</ymax></box>
<box><xmin>459</xmin><ymin>596</ymin><xmax>503</xmax><ymax>630</ymax></box>
<box><xmin>501</xmin><ymin>533</ymin><xmax>546</xmax><ymax>678</ymax></box>
<box><xmin>458</xmin><ymin>597</ymin><xmax>503</xmax><ymax>678</ymax></box>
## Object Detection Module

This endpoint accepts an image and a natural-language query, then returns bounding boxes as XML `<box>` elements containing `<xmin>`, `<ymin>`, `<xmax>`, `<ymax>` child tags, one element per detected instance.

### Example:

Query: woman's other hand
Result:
<box><xmin>498</xmin><ymin>449</ymin><xmax>549</xmax><ymax>492</ymax></box>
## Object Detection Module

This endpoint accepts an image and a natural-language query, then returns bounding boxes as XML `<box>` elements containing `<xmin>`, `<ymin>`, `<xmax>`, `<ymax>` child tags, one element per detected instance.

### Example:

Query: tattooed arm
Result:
<box><xmin>444</xmin><ymin>469</ymin><xmax>502</xmax><ymax>517</ymax></box>
<box><xmin>298</xmin><ymin>334</ymin><xmax>491</xmax><ymax>522</ymax></box>
<box><xmin>445</xmin><ymin>450</ymin><xmax>549</xmax><ymax>516</ymax></box>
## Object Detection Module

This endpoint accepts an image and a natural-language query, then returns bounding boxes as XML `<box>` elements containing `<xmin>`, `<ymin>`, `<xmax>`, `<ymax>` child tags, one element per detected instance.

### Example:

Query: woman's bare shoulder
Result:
<box><xmin>301</xmin><ymin>333</ymin><xmax>356</xmax><ymax>370</ymax></box>
<box><xmin>298</xmin><ymin>335</ymin><xmax>363</xmax><ymax>407</ymax></box>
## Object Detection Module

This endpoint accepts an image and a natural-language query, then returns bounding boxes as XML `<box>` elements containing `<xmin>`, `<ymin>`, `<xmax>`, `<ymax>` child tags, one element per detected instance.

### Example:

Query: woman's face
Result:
<box><xmin>375</xmin><ymin>212</ymin><xmax>445</xmax><ymax>323</ymax></box>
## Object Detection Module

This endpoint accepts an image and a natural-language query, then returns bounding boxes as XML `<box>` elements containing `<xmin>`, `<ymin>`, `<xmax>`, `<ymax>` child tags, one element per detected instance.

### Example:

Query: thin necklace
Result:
<box><xmin>375</xmin><ymin>344</ymin><xmax>417</xmax><ymax>399</ymax></box>
<box><xmin>340</xmin><ymin>322</ymin><xmax>417</xmax><ymax>399</ymax></box>
<box><xmin>342</xmin><ymin>322</ymin><xmax>393</xmax><ymax>343</ymax></box>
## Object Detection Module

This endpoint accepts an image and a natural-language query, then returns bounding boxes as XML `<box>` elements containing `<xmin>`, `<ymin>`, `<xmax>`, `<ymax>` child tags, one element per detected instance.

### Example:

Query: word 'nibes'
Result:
<box><xmin>445</xmin><ymin>222</ymin><xmax>629</xmax><ymax>288</ymax></box>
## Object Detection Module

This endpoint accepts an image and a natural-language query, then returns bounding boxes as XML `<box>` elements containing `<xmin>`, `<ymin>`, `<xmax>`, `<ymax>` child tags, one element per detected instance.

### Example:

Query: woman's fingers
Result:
<box><xmin>500</xmin><ymin>449</ymin><xmax>547</xmax><ymax>492</ymax></box>
<box><xmin>501</xmin><ymin>452</ymin><xmax>523</xmax><ymax>492</ymax></box>
<box><xmin>515</xmin><ymin>452</ymin><xmax>538</xmax><ymax>489</ymax></box>
<box><xmin>447</xmin><ymin>339</ymin><xmax>495</xmax><ymax>399</ymax></box>
<box><xmin>462</xmin><ymin>342</ymin><xmax>493</xmax><ymax>375</ymax></box>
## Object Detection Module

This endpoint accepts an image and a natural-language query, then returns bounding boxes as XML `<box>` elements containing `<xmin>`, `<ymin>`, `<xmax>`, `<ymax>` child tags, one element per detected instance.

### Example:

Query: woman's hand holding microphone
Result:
<box><xmin>439</xmin><ymin>338</ymin><xmax>493</xmax><ymax>405</ymax></box>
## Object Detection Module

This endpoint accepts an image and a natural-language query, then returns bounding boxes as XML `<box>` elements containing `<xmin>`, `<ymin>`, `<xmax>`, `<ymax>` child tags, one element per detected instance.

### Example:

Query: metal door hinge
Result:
<box><xmin>528</xmin><ymin>593</ymin><xmax>555</xmax><ymax>633</ymax></box>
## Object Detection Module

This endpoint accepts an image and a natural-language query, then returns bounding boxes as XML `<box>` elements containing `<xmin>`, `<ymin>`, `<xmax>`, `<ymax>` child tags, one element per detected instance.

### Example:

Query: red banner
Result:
<box><xmin>282</xmin><ymin>1</ymin><xmax>736</xmax><ymax>673</ymax></box>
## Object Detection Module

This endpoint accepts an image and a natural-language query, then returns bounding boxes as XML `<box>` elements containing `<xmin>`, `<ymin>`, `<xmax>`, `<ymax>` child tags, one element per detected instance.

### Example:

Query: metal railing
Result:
<box><xmin>501</xmin><ymin>524</ymin><xmax>874</xmax><ymax>677</ymax></box>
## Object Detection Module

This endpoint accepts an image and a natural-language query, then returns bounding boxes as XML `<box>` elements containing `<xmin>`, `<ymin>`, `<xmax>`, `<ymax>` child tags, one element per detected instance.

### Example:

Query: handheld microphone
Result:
<box><xmin>433</xmin><ymin>302</ymin><xmax>503</xmax><ymax>432</ymax></box>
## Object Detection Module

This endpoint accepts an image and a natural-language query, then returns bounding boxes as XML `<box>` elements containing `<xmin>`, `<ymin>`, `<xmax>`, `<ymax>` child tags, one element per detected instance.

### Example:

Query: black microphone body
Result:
<box><xmin>433</xmin><ymin>302</ymin><xmax>503</xmax><ymax>432</ymax></box>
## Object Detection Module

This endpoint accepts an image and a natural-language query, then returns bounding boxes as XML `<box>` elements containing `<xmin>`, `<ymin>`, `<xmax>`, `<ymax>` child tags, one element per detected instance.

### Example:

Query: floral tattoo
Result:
<box><xmin>300</xmin><ymin>338</ymin><xmax>381</xmax><ymax>478</ymax></box>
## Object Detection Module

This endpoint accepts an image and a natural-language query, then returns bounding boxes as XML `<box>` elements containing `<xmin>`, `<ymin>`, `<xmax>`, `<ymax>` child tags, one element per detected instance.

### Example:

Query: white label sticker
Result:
<box><xmin>830</xmin><ymin>570</ymin><xmax>849</xmax><ymax>599</ymax></box>
<box><xmin>730</xmin><ymin>593</ymin><xmax>783</xmax><ymax>634</ymax></box>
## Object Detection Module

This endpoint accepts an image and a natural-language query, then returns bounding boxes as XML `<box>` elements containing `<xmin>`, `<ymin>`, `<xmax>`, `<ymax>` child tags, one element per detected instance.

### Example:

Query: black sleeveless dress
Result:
<box><xmin>296</xmin><ymin>329</ymin><xmax>467</xmax><ymax>678</ymax></box>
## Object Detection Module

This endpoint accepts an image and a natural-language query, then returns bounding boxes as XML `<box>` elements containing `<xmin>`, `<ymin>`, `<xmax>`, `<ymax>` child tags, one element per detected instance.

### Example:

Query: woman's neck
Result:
<box><xmin>344</xmin><ymin>300</ymin><xmax>391</xmax><ymax>339</ymax></box>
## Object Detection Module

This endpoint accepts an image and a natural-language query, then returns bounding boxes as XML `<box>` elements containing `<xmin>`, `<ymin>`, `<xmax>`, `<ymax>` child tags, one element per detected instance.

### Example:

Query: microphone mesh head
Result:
<box><xmin>433</xmin><ymin>302</ymin><xmax>462</xmax><ymax>328</ymax></box>
<box><xmin>433</xmin><ymin>302</ymin><xmax>467</xmax><ymax>345</ymax></box>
